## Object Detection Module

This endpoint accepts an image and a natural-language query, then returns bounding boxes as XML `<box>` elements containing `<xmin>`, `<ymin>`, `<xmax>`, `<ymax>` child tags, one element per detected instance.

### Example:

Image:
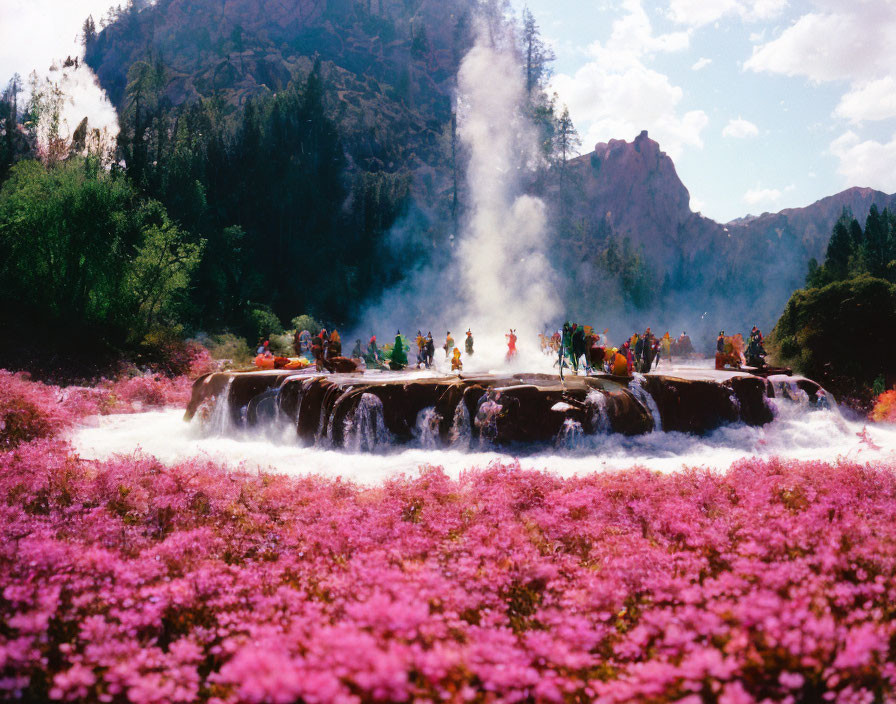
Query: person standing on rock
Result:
<box><xmin>312</xmin><ymin>329</ymin><xmax>327</xmax><ymax>372</ymax></box>
<box><xmin>572</xmin><ymin>323</ymin><xmax>587</xmax><ymax>374</ymax></box>
<box><xmin>660</xmin><ymin>332</ymin><xmax>672</xmax><ymax>368</ymax></box>
<box><xmin>506</xmin><ymin>329</ymin><xmax>518</xmax><ymax>361</ymax></box>
<box><xmin>558</xmin><ymin>322</ymin><xmax>571</xmax><ymax>379</ymax></box>
<box><xmin>425</xmin><ymin>332</ymin><xmax>435</xmax><ymax>368</ymax></box>
<box><xmin>444</xmin><ymin>331</ymin><xmax>455</xmax><ymax>359</ymax></box>
<box><xmin>365</xmin><ymin>335</ymin><xmax>381</xmax><ymax>369</ymax></box>
<box><xmin>641</xmin><ymin>327</ymin><xmax>655</xmax><ymax>372</ymax></box>
<box><xmin>328</xmin><ymin>330</ymin><xmax>342</xmax><ymax>359</ymax></box>
<box><xmin>465</xmin><ymin>329</ymin><xmax>474</xmax><ymax>356</ymax></box>
<box><xmin>451</xmin><ymin>347</ymin><xmax>463</xmax><ymax>371</ymax></box>
<box><xmin>415</xmin><ymin>331</ymin><xmax>426</xmax><ymax>367</ymax></box>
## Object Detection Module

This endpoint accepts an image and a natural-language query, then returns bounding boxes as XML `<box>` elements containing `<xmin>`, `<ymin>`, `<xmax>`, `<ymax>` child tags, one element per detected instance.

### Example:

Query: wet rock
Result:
<box><xmin>184</xmin><ymin>369</ymin><xmax>821</xmax><ymax>450</ymax></box>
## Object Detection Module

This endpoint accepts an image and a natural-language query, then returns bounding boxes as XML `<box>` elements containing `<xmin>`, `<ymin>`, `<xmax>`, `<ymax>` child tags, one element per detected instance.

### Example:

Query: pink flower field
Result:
<box><xmin>2</xmin><ymin>372</ymin><xmax>896</xmax><ymax>702</ymax></box>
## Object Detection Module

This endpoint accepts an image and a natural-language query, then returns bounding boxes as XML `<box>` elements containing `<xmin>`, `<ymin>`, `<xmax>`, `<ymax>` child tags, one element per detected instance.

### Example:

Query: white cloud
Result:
<box><xmin>691</xmin><ymin>57</ymin><xmax>712</xmax><ymax>71</ymax></box>
<box><xmin>722</xmin><ymin>117</ymin><xmax>759</xmax><ymax>138</ymax></box>
<box><xmin>834</xmin><ymin>77</ymin><xmax>896</xmax><ymax>124</ymax></box>
<box><xmin>550</xmin><ymin>0</ymin><xmax>708</xmax><ymax>160</ymax></box>
<box><xmin>689</xmin><ymin>195</ymin><xmax>706</xmax><ymax>212</ymax></box>
<box><xmin>667</xmin><ymin>0</ymin><xmax>787</xmax><ymax>28</ymax></box>
<box><xmin>745</xmin><ymin>3</ymin><xmax>896</xmax><ymax>84</ymax></box>
<box><xmin>829</xmin><ymin>131</ymin><xmax>896</xmax><ymax>192</ymax></box>
<box><xmin>743</xmin><ymin>187</ymin><xmax>782</xmax><ymax>205</ymax></box>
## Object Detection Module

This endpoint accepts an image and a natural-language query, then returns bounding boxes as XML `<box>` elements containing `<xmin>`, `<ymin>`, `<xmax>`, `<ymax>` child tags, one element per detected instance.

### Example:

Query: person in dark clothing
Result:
<box><xmin>571</xmin><ymin>323</ymin><xmax>587</xmax><ymax>374</ymax></box>
<box><xmin>559</xmin><ymin>322</ymin><xmax>571</xmax><ymax>379</ymax></box>
<box><xmin>465</xmin><ymin>329</ymin><xmax>474</xmax><ymax>356</ymax></box>
<box><xmin>425</xmin><ymin>332</ymin><xmax>435</xmax><ymax>368</ymax></box>
<box><xmin>634</xmin><ymin>334</ymin><xmax>644</xmax><ymax>363</ymax></box>
<box><xmin>717</xmin><ymin>331</ymin><xmax>726</xmax><ymax>354</ymax></box>
<box><xmin>641</xmin><ymin>327</ymin><xmax>655</xmax><ymax>372</ymax></box>
<box><xmin>312</xmin><ymin>329</ymin><xmax>328</xmax><ymax>372</ymax></box>
<box><xmin>746</xmin><ymin>326</ymin><xmax>767</xmax><ymax>368</ymax></box>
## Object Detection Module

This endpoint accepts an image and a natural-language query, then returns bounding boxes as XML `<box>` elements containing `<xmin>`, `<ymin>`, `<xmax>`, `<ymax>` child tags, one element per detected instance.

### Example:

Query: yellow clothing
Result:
<box><xmin>451</xmin><ymin>348</ymin><xmax>463</xmax><ymax>370</ymax></box>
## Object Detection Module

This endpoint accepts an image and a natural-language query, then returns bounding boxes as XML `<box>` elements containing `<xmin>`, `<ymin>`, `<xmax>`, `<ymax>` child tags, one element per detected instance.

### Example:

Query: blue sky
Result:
<box><xmin>2</xmin><ymin>0</ymin><xmax>896</xmax><ymax>222</ymax></box>
<box><xmin>516</xmin><ymin>0</ymin><xmax>896</xmax><ymax>221</ymax></box>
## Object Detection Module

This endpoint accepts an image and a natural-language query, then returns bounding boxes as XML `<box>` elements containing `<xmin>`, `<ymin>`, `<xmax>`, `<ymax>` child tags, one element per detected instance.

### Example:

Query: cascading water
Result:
<box><xmin>203</xmin><ymin>377</ymin><xmax>235</xmax><ymax>436</ymax></box>
<box><xmin>630</xmin><ymin>374</ymin><xmax>662</xmax><ymax>431</ymax></box>
<box><xmin>343</xmin><ymin>393</ymin><xmax>391</xmax><ymax>452</ymax></box>
<box><xmin>414</xmin><ymin>407</ymin><xmax>442</xmax><ymax>449</ymax></box>
<box><xmin>555</xmin><ymin>418</ymin><xmax>585</xmax><ymax>450</ymax></box>
<box><xmin>449</xmin><ymin>402</ymin><xmax>472</xmax><ymax>449</ymax></box>
<box><xmin>586</xmin><ymin>390</ymin><xmax>611</xmax><ymax>433</ymax></box>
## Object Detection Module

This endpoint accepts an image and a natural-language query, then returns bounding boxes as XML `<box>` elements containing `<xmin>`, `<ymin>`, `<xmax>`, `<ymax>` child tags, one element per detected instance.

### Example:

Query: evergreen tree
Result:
<box><xmin>521</xmin><ymin>7</ymin><xmax>555</xmax><ymax>96</ymax></box>
<box><xmin>822</xmin><ymin>216</ymin><xmax>852</xmax><ymax>282</ymax></box>
<box><xmin>863</xmin><ymin>204</ymin><xmax>889</xmax><ymax>278</ymax></box>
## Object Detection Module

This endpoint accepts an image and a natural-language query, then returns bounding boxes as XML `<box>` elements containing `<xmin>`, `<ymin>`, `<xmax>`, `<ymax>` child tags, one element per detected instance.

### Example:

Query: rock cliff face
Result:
<box><xmin>568</xmin><ymin>130</ymin><xmax>896</xmax><ymax>274</ymax></box>
<box><xmin>567</xmin><ymin>130</ymin><xmax>725</xmax><ymax>271</ymax></box>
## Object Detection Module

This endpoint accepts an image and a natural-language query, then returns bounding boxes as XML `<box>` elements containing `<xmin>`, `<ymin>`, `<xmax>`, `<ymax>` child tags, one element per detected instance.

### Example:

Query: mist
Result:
<box><xmin>351</xmin><ymin>16</ymin><xmax>559</xmax><ymax>371</ymax></box>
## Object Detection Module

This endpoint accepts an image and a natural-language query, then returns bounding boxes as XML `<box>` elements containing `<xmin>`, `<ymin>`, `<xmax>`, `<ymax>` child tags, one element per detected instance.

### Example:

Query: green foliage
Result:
<box><xmin>248</xmin><ymin>308</ymin><xmax>283</xmax><ymax>340</ymax></box>
<box><xmin>809</xmin><ymin>207</ymin><xmax>896</xmax><ymax>287</ymax></box>
<box><xmin>0</xmin><ymin>158</ymin><xmax>201</xmax><ymax>340</ymax></box>
<box><xmin>200</xmin><ymin>332</ymin><xmax>253</xmax><ymax>366</ymax></box>
<box><xmin>770</xmin><ymin>275</ymin><xmax>896</xmax><ymax>395</ymax></box>
<box><xmin>290</xmin><ymin>314</ymin><xmax>321</xmax><ymax>335</ymax></box>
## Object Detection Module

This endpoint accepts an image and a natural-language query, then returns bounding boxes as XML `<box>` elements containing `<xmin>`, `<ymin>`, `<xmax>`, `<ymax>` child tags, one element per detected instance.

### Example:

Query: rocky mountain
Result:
<box><xmin>85</xmin><ymin>0</ymin><xmax>475</xmax><ymax>173</ymax></box>
<box><xmin>562</xmin><ymin>130</ymin><xmax>896</xmax><ymax>331</ymax></box>
<box><xmin>726</xmin><ymin>187</ymin><xmax>896</xmax><ymax>260</ymax></box>
<box><xmin>567</xmin><ymin>130</ymin><xmax>895</xmax><ymax>274</ymax></box>
<box><xmin>565</xmin><ymin>130</ymin><xmax>726</xmax><ymax>272</ymax></box>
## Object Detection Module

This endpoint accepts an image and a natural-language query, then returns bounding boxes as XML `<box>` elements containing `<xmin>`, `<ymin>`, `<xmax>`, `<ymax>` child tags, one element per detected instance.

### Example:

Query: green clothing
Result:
<box><xmin>389</xmin><ymin>335</ymin><xmax>408</xmax><ymax>368</ymax></box>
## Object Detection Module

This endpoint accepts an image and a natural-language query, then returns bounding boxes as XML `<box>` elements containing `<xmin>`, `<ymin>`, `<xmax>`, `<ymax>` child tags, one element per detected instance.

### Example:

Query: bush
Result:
<box><xmin>2</xmin><ymin>451</ymin><xmax>896</xmax><ymax>702</ymax></box>
<box><xmin>290</xmin><ymin>314</ymin><xmax>322</xmax><ymax>335</ymax></box>
<box><xmin>0</xmin><ymin>371</ymin><xmax>87</xmax><ymax>447</ymax></box>
<box><xmin>248</xmin><ymin>307</ymin><xmax>283</xmax><ymax>340</ymax></box>
<box><xmin>871</xmin><ymin>389</ymin><xmax>896</xmax><ymax>423</ymax></box>
<box><xmin>199</xmin><ymin>333</ymin><xmax>253</xmax><ymax>367</ymax></box>
<box><xmin>137</xmin><ymin>328</ymin><xmax>218</xmax><ymax>378</ymax></box>
<box><xmin>0</xmin><ymin>368</ymin><xmax>196</xmax><ymax>447</ymax></box>
<box><xmin>770</xmin><ymin>275</ymin><xmax>896</xmax><ymax>401</ymax></box>
<box><xmin>268</xmin><ymin>331</ymin><xmax>295</xmax><ymax>356</ymax></box>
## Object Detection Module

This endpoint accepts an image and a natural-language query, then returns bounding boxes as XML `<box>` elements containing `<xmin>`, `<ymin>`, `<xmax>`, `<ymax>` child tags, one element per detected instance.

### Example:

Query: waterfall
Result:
<box><xmin>343</xmin><ymin>393</ymin><xmax>391</xmax><ymax>452</ymax></box>
<box><xmin>449</xmin><ymin>402</ymin><xmax>472</xmax><ymax>449</ymax></box>
<box><xmin>585</xmin><ymin>390</ymin><xmax>611</xmax><ymax>433</ymax></box>
<box><xmin>414</xmin><ymin>407</ymin><xmax>442</xmax><ymax>448</ymax></box>
<box><xmin>630</xmin><ymin>373</ymin><xmax>662</xmax><ymax>431</ymax></box>
<box><xmin>729</xmin><ymin>392</ymin><xmax>741</xmax><ymax>421</ymax></box>
<box><xmin>204</xmin><ymin>377</ymin><xmax>235</xmax><ymax>435</ymax></box>
<box><xmin>555</xmin><ymin>418</ymin><xmax>585</xmax><ymax>450</ymax></box>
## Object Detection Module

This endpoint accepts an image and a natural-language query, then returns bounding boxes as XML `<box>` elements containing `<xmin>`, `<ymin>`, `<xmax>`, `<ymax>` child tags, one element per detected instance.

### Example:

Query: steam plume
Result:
<box><xmin>352</xmin><ymin>19</ymin><xmax>559</xmax><ymax>370</ymax></box>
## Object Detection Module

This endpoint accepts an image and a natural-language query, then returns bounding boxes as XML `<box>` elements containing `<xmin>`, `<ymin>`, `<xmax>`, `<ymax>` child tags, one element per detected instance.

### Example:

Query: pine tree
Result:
<box><xmin>521</xmin><ymin>7</ymin><xmax>555</xmax><ymax>96</ymax></box>
<box><xmin>81</xmin><ymin>15</ymin><xmax>97</xmax><ymax>49</ymax></box>
<box><xmin>863</xmin><ymin>204</ymin><xmax>889</xmax><ymax>278</ymax></box>
<box><xmin>823</xmin><ymin>216</ymin><xmax>853</xmax><ymax>282</ymax></box>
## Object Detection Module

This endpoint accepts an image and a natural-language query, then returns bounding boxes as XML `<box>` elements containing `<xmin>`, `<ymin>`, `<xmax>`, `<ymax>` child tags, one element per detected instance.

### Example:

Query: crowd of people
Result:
<box><xmin>539</xmin><ymin>325</ymin><xmax>702</xmax><ymax>378</ymax></box>
<box><xmin>252</xmin><ymin>322</ymin><xmax>768</xmax><ymax>376</ymax></box>
<box><xmin>715</xmin><ymin>326</ymin><xmax>768</xmax><ymax>370</ymax></box>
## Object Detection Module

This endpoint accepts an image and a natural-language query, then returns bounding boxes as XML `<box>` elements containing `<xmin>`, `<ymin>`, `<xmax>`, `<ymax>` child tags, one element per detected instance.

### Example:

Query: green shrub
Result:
<box><xmin>290</xmin><ymin>314</ymin><xmax>322</xmax><ymax>335</ymax></box>
<box><xmin>770</xmin><ymin>275</ymin><xmax>896</xmax><ymax>399</ymax></box>
<box><xmin>249</xmin><ymin>308</ymin><xmax>283</xmax><ymax>339</ymax></box>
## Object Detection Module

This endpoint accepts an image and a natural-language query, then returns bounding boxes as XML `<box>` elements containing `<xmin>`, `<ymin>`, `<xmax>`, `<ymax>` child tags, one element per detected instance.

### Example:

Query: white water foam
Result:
<box><xmin>69</xmin><ymin>392</ymin><xmax>896</xmax><ymax>485</ymax></box>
